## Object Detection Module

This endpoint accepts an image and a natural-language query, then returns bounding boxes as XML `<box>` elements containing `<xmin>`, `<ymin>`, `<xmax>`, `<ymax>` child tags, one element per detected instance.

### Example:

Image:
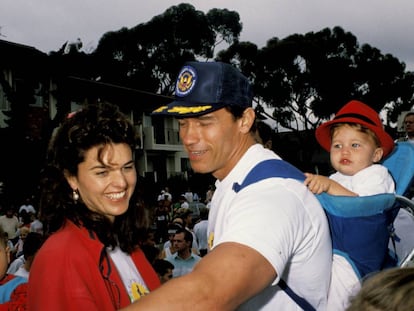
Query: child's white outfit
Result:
<box><xmin>327</xmin><ymin>164</ymin><xmax>395</xmax><ymax>310</ymax></box>
<box><xmin>330</xmin><ymin>164</ymin><xmax>395</xmax><ymax>196</ymax></box>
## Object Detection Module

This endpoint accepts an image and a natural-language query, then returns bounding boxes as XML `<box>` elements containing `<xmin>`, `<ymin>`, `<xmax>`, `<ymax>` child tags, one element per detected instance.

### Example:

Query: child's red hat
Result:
<box><xmin>315</xmin><ymin>100</ymin><xmax>394</xmax><ymax>157</ymax></box>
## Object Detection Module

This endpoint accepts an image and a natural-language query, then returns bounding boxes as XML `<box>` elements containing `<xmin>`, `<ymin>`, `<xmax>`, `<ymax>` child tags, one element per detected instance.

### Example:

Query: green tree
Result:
<box><xmin>219</xmin><ymin>26</ymin><xmax>413</xmax><ymax>132</ymax></box>
<box><xmin>386</xmin><ymin>71</ymin><xmax>414</xmax><ymax>124</ymax></box>
<box><xmin>93</xmin><ymin>3</ymin><xmax>242</xmax><ymax>95</ymax></box>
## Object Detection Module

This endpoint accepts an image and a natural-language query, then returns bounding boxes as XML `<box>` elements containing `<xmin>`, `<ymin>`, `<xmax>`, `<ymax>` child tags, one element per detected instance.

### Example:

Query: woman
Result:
<box><xmin>28</xmin><ymin>103</ymin><xmax>160</xmax><ymax>310</ymax></box>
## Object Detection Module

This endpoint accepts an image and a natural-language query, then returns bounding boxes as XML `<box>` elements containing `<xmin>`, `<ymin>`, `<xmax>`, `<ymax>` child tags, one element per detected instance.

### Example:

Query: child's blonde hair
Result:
<box><xmin>330</xmin><ymin>123</ymin><xmax>381</xmax><ymax>148</ymax></box>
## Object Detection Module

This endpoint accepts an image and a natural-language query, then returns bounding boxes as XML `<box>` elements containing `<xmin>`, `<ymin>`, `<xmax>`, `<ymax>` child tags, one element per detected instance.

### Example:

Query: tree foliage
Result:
<box><xmin>45</xmin><ymin>6</ymin><xmax>414</xmax><ymax>131</ymax></box>
<box><xmin>93</xmin><ymin>3</ymin><xmax>242</xmax><ymax>95</ymax></box>
<box><xmin>218</xmin><ymin>26</ymin><xmax>414</xmax><ymax>131</ymax></box>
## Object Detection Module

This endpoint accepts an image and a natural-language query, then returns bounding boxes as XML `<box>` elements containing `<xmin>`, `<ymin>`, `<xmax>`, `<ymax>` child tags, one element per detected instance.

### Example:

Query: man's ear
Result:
<box><xmin>240</xmin><ymin>108</ymin><xmax>256</xmax><ymax>133</ymax></box>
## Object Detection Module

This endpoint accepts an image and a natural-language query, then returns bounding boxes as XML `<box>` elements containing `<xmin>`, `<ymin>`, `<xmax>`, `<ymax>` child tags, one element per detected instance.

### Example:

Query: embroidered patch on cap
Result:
<box><xmin>175</xmin><ymin>65</ymin><xmax>197</xmax><ymax>97</ymax></box>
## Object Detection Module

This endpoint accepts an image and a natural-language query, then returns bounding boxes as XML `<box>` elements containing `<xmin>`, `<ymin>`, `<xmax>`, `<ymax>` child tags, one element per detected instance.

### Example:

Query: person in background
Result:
<box><xmin>154</xmin><ymin>197</ymin><xmax>170</xmax><ymax>244</ymax></box>
<box><xmin>12</xmin><ymin>227</ymin><xmax>29</xmax><ymax>258</ymax></box>
<box><xmin>0</xmin><ymin>226</ymin><xmax>28</xmax><ymax>310</ymax></box>
<box><xmin>140</xmin><ymin>229</ymin><xmax>161</xmax><ymax>266</ymax></box>
<box><xmin>184</xmin><ymin>188</ymin><xmax>194</xmax><ymax>203</ymax></box>
<box><xmin>178</xmin><ymin>209</ymin><xmax>199</xmax><ymax>254</ymax></box>
<box><xmin>29</xmin><ymin>212</ymin><xmax>43</xmax><ymax>235</ymax></box>
<box><xmin>18</xmin><ymin>210</ymin><xmax>32</xmax><ymax>230</ymax></box>
<box><xmin>18</xmin><ymin>197</ymin><xmax>36</xmax><ymax>215</ymax></box>
<box><xmin>140</xmin><ymin>244</ymin><xmax>161</xmax><ymax>267</ymax></box>
<box><xmin>11</xmin><ymin>232</ymin><xmax>43</xmax><ymax>278</ymax></box>
<box><xmin>121</xmin><ymin>61</ymin><xmax>331</xmax><ymax>310</ymax></box>
<box><xmin>0</xmin><ymin>207</ymin><xmax>19</xmax><ymax>244</ymax></box>
<box><xmin>165</xmin><ymin>228</ymin><xmax>201</xmax><ymax>278</ymax></box>
<box><xmin>28</xmin><ymin>103</ymin><xmax>160</xmax><ymax>310</ymax></box>
<box><xmin>193</xmin><ymin>207</ymin><xmax>209</xmax><ymax>257</ymax></box>
<box><xmin>171</xmin><ymin>216</ymin><xmax>184</xmax><ymax>228</ymax></box>
<box><xmin>346</xmin><ymin>267</ymin><xmax>414</xmax><ymax>311</ymax></box>
<box><xmin>204</xmin><ymin>184</ymin><xmax>215</xmax><ymax>205</ymax></box>
<box><xmin>397</xmin><ymin>111</ymin><xmax>414</xmax><ymax>199</ymax></box>
<box><xmin>157</xmin><ymin>187</ymin><xmax>172</xmax><ymax>202</ymax></box>
<box><xmin>254</xmin><ymin>120</ymin><xmax>273</xmax><ymax>150</ymax></box>
<box><xmin>178</xmin><ymin>195</ymin><xmax>189</xmax><ymax>210</ymax></box>
<box><xmin>152</xmin><ymin>259</ymin><xmax>174</xmax><ymax>284</ymax></box>
<box><xmin>397</xmin><ymin>111</ymin><xmax>414</xmax><ymax>142</ymax></box>
<box><xmin>160</xmin><ymin>223</ymin><xmax>181</xmax><ymax>259</ymax></box>
<box><xmin>161</xmin><ymin>222</ymin><xmax>199</xmax><ymax>259</ymax></box>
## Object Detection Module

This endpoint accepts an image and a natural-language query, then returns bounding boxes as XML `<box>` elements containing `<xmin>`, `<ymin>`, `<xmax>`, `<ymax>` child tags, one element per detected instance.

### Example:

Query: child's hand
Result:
<box><xmin>304</xmin><ymin>173</ymin><xmax>331</xmax><ymax>194</ymax></box>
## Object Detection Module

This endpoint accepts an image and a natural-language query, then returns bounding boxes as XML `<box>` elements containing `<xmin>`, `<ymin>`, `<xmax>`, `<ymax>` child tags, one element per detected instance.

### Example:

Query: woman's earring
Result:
<box><xmin>73</xmin><ymin>189</ymin><xmax>79</xmax><ymax>202</ymax></box>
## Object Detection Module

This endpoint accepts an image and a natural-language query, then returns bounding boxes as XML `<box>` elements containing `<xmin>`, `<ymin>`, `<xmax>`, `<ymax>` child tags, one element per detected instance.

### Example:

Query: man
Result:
<box><xmin>152</xmin><ymin>259</ymin><xmax>174</xmax><ymax>284</ymax></box>
<box><xmin>154</xmin><ymin>197</ymin><xmax>170</xmax><ymax>244</ymax></box>
<box><xmin>18</xmin><ymin>197</ymin><xmax>36</xmax><ymax>215</ymax></box>
<box><xmin>178</xmin><ymin>194</ymin><xmax>189</xmax><ymax>209</ymax></box>
<box><xmin>193</xmin><ymin>207</ymin><xmax>209</xmax><ymax>257</ymax></box>
<box><xmin>397</xmin><ymin>111</ymin><xmax>414</xmax><ymax>199</ymax></box>
<box><xmin>165</xmin><ymin>228</ymin><xmax>201</xmax><ymax>278</ymax></box>
<box><xmin>0</xmin><ymin>207</ymin><xmax>19</xmax><ymax>243</ymax></box>
<box><xmin>11</xmin><ymin>232</ymin><xmax>44</xmax><ymax>278</ymax></box>
<box><xmin>254</xmin><ymin>120</ymin><xmax>273</xmax><ymax>150</ymax></box>
<box><xmin>0</xmin><ymin>226</ymin><xmax>29</xmax><ymax>310</ymax></box>
<box><xmin>184</xmin><ymin>188</ymin><xmax>194</xmax><ymax>203</ymax></box>
<box><xmin>398</xmin><ymin>111</ymin><xmax>414</xmax><ymax>142</ymax></box>
<box><xmin>122</xmin><ymin>61</ymin><xmax>331</xmax><ymax>310</ymax></box>
<box><xmin>157</xmin><ymin>187</ymin><xmax>172</xmax><ymax>202</ymax></box>
<box><xmin>179</xmin><ymin>205</ymin><xmax>199</xmax><ymax>254</ymax></box>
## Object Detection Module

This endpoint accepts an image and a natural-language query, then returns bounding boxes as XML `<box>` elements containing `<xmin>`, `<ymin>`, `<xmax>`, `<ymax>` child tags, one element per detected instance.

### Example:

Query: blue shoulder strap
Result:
<box><xmin>233</xmin><ymin>159</ymin><xmax>305</xmax><ymax>193</ymax></box>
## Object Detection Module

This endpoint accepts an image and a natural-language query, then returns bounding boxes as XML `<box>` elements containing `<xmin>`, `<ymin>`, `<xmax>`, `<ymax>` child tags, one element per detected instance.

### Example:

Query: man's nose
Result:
<box><xmin>180</xmin><ymin>123</ymin><xmax>199</xmax><ymax>145</ymax></box>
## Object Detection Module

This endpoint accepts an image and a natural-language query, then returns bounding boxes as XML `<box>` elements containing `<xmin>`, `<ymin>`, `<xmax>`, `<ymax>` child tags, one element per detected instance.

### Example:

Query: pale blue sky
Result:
<box><xmin>2</xmin><ymin>0</ymin><xmax>414</xmax><ymax>70</ymax></box>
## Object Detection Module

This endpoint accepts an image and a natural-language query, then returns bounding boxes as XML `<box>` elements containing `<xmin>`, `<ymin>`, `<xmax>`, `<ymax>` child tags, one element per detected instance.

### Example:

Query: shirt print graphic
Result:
<box><xmin>208</xmin><ymin>232</ymin><xmax>214</xmax><ymax>251</ymax></box>
<box><xmin>129</xmin><ymin>280</ymin><xmax>149</xmax><ymax>302</ymax></box>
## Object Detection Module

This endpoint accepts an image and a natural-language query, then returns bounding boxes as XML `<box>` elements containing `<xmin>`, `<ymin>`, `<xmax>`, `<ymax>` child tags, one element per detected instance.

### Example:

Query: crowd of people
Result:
<box><xmin>143</xmin><ymin>185</ymin><xmax>212</xmax><ymax>282</ymax></box>
<box><xmin>0</xmin><ymin>198</ymin><xmax>44</xmax><ymax>310</ymax></box>
<box><xmin>0</xmin><ymin>60</ymin><xmax>413</xmax><ymax>310</ymax></box>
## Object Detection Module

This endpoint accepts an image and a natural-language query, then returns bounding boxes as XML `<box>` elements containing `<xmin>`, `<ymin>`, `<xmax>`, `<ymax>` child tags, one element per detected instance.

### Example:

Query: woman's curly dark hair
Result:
<box><xmin>39</xmin><ymin>103</ymin><xmax>148</xmax><ymax>253</ymax></box>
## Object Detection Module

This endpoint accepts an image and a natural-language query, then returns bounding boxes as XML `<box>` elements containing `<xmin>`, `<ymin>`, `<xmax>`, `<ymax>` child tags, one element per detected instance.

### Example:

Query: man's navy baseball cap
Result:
<box><xmin>151</xmin><ymin>61</ymin><xmax>253</xmax><ymax>117</ymax></box>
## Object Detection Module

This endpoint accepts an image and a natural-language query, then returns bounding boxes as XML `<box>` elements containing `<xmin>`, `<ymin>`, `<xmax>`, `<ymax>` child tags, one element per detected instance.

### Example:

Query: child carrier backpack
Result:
<box><xmin>232</xmin><ymin>142</ymin><xmax>414</xmax><ymax>310</ymax></box>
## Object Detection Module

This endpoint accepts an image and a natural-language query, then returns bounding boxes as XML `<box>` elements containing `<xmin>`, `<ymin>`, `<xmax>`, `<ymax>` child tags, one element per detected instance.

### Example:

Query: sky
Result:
<box><xmin>2</xmin><ymin>0</ymin><xmax>414</xmax><ymax>71</ymax></box>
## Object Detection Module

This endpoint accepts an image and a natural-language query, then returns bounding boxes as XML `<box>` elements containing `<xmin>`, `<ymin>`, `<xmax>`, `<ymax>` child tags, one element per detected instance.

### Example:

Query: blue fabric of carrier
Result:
<box><xmin>317</xmin><ymin>192</ymin><xmax>397</xmax><ymax>278</ymax></box>
<box><xmin>233</xmin><ymin>158</ymin><xmax>398</xmax><ymax>283</ymax></box>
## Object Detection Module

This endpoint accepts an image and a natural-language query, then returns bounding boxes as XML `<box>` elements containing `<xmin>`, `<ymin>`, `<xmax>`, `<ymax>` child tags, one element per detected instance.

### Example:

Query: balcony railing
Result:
<box><xmin>160</xmin><ymin>127</ymin><xmax>180</xmax><ymax>145</ymax></box>
<box><xmin>143</xmin><ymin>126</ymin><xmax>183</xmax><ymax>151</ymax></box>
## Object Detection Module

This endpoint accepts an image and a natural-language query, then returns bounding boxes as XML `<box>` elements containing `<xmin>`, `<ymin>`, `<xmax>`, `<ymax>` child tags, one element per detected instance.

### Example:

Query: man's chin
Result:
<box><xmin>190</xmin><ymin>165</ymin><xmax>213</xmax><ymax>175</ymax></box>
